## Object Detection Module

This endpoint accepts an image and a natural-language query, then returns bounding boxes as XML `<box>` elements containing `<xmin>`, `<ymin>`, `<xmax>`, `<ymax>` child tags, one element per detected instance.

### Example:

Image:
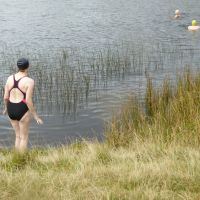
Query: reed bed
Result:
<box><xmin>106</xmin><ymin>69</ymin><xmax>200</xmax><ymax>147</ymax></box>
<box><xmin>0</xmin><ymin>43</ymin><xmax>199</xmax><ymax>115</ymax></box>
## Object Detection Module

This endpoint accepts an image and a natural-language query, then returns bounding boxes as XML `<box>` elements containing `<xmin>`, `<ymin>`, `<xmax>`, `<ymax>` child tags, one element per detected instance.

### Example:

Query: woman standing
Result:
<box><xmin>3</xmin><ymin>58</ymin><xmax>43</xmax><ymax>152</ymax></box>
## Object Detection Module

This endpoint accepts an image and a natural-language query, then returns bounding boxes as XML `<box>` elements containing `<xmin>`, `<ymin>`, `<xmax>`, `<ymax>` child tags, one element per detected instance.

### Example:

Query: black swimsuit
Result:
<box><xmin>7</xmin><ymin>75</ymin><xmax>29</xmax><ymax>121</ymax></box>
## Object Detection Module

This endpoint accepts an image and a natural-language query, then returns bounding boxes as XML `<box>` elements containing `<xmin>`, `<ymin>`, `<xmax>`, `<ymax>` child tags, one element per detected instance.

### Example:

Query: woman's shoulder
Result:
<box><xmin>23</xmin><ymin>76</ymin><xmax>34</xmax><ymax>81</ymax></box>
<box><xmin>7</xmin><ymin>74</ymin><xmax>14</xmax><ymax>79</ymax></box>
<box><xmin>6</xmin><ymin>75</ymin><xmax>14</xmax><ymax>83</ymax></box>
<box><xmin>24</xmin><ymin>77</ymin><xmax>35</xmax><ymax>85</ymax></box>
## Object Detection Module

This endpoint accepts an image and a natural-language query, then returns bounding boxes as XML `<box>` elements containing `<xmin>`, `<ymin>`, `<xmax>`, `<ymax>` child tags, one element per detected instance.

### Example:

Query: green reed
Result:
<box><xmin>0</xmin><ymin>43</ymin><xmax>199</xmax><ymax>115</ymax></box>
<box><xmin>106</xmin><ymin>69</ymin><xmax>200</xmax><ymax>147</ymax></box>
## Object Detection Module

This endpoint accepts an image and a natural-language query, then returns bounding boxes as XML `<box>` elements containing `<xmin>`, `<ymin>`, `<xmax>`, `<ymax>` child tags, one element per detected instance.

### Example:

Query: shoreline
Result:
<box><xmin>1</xmin><ymin>69</ymin><xmax>200</xmax><ymax>199</ymax></box>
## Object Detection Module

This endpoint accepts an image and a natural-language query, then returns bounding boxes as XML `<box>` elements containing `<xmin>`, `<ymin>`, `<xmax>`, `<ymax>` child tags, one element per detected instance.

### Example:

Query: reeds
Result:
<box><xmin>0</xmin><ymin>43</ymin><xmax>199</xmax><ymax>115</ymax></box>
<box><xmin>106</xmin><ymin>69</ymin><xmax>200</xmax><ymax>147</ymax></box>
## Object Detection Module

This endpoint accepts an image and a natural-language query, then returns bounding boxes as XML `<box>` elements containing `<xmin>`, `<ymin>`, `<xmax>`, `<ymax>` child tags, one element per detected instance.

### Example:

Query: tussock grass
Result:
<box><xmin>106</xmin><ymin>69</ymin><xmax>200</xmax><ymax>148</ymax></box>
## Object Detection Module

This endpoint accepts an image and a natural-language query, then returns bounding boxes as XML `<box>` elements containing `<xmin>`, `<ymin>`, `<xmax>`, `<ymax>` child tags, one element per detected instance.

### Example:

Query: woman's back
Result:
<box><xmin>7</xmin><ymin>73</ymin><xmax>31</xmax><ymax>103</ymax></box>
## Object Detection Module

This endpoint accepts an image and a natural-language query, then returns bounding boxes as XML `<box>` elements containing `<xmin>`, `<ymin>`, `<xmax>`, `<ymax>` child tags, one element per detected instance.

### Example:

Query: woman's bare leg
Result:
<box><xmin>10</xmin><ymin>120</ymin><xmax>20</xmax><ymax>150</ymax></box>
<box><xmin>19</xmin><ymin>112</ymin><xmax>31</xmax><ymax>152</ymax></box>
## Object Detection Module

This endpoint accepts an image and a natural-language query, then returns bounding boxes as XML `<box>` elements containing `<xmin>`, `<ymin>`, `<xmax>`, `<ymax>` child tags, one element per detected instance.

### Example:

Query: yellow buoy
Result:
<box><xmin>188</xmin><ymin>20</ymin><xmax>200</xmax><ymax>31</ymax></box>
<box><xmin>192</xmin><ymin>20</ymin><xmax>197</xmax><ymax>26</ymax></box>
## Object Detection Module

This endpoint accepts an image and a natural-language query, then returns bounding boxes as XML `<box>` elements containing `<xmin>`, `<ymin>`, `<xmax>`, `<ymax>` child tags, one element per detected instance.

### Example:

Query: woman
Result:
<box><xmin>3</xmin><ymin>58</ymin><xmax>43</xmax><ymax>152</ymax></box>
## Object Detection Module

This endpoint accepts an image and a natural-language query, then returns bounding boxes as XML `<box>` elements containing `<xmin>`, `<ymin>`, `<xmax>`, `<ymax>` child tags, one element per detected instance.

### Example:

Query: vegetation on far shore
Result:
<box><xmin>0</xmin><ymin>69</ymin><xmax>200</xmax><ymax>199</ymax></box>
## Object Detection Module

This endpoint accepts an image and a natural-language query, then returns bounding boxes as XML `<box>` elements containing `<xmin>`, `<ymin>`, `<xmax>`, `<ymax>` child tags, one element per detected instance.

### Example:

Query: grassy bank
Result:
<box><xmin>1</xmin><ymin>70</ymin><xmax>200</xmax><ymax>199</ymax></box>
<box><xmin>0</xmin><ymin>142</ymin><xmax>200</xmax><ymax>200</ymax></box>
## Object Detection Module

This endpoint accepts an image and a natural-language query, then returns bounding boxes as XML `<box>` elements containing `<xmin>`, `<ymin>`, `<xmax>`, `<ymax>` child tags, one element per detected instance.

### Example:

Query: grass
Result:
<box><xmin>106</xmin><ymin>69</ymin><xmax>200</xmax><ymax>147</ymax></box>
<box><xmin>0</xmin><ymin>142</ymin><xmax>200</xmax><ymax>199</ymax></box>
<box><xmin>1</xmin><ymin>69</ymin><xmax>200</xmax><ymax>199</ymax></box>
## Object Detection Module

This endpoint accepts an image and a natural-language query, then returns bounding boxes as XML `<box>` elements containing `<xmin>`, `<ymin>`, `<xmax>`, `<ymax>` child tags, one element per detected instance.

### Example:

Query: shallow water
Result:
<box><xmin>0</xmin><ymin>0</ymin><xmax>200</xmax><ymax>146</ymax></box>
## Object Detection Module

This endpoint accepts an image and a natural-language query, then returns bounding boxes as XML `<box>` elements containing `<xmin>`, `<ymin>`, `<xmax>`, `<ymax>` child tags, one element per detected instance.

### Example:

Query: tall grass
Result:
<box><xmin>106</xmin><ymin>69</ymin><xmax>200</xmax><ymax>147</ymax></box>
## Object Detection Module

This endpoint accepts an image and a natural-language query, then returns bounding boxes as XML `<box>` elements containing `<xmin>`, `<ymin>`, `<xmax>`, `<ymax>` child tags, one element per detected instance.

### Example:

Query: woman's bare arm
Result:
<box><xmin>26</xmin><ymin>79</ymin><xmax>43</xmax><ymax>124</ymax></box>
<box><xmin>3</xmin><ymin>79</ymin><xmax>9</xmax><ymax>114</ymax></box>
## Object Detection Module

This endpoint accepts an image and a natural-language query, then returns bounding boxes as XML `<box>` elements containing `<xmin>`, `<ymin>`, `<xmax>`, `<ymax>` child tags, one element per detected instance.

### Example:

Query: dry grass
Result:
<box><xmin>106</xmin><ymin>69</ymin><xmax>200</xmax><ymax>148</ymax></box>
<box><xmin>0</xmin><ymin>141</ymin><xmax>200</xmax><ymax>200</ymax></box>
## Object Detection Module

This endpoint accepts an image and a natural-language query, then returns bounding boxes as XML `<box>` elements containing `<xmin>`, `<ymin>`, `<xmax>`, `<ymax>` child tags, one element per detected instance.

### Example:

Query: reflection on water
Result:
<box><xmin>0</xmin><ymin>0</ymin><xmax>200</xmax><ymax>146</ymax></box>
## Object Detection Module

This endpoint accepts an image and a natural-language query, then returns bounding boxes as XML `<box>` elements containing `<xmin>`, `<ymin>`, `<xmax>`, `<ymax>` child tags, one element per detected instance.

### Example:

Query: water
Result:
<box><xmin>0</xmin><ymin>0</ymin><xmax>200</xmax><ymax>50</ymax></box>
<box><xmin>0</xmin><ymin>0</ymin><xmax>200</xmax><ymax>146</ymax></box>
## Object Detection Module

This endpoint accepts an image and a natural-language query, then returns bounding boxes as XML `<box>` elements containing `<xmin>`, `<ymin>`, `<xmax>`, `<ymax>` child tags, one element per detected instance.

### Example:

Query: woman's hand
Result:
<box><xmin>34</xmin><ymin>116</ymin><xmax>44</xmax><ymax>124</ymax></box>
<box><xmin>2</xmin><ymin>108</ymin><xmax>7</xmax><ymax>115</ymax></box>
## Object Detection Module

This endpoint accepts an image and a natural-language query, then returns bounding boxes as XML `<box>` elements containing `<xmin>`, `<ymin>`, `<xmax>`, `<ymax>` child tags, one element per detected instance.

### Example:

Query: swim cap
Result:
<box><xmin>175</xmin><ymin>9</ymin><xmax>180</xmax><ymax>15</ymax></box>
<box><xmin>17</xmin><ymin>58</ymin><xmax>29</xmax><ymax>70</ymax></box>
<box><xmin>192</xmin><ymin>20</ymin><xmax>197</xmax><ymax>26</ymax></box>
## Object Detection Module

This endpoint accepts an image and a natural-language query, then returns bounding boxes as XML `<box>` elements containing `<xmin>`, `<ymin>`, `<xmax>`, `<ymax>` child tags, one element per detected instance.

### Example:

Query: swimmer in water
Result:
<box><xmin>188</xmin><ymin>20</ymin><xmax>200</xmax><ymax>31</ymax></box>
<box><xmin>174</xmin><ymin>9</ymin><xmax>181</xmax><ymax>19</ymax></box>
<box><xmin>3</xmin><ymin>58</ymin><xmax>43</xmax><ymax>153</ymax></box>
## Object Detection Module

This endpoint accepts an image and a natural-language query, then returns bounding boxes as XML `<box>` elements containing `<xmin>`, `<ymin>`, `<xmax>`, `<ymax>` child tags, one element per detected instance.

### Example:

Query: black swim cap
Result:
<box><xmin>17</xmin><ymin>58</ymin><xmax>29</xmax><ymax>70</ymax></box>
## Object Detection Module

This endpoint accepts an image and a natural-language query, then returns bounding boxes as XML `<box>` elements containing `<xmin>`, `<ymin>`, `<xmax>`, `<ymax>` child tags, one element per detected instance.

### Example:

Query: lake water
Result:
<box><xmin>0</xmin><ymin>0</ymin><xmax>200</xmax><ymax>146</ymax></box>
